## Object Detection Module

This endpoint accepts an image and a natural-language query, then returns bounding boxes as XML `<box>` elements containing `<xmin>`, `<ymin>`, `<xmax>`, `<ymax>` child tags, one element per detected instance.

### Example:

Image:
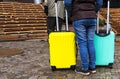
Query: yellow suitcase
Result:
<box><xmin>49</xmin><ymin>32</ymin><xmax>76</xmax><ymax>71</ymax></box>
<box><xmin>48</xmin><ymin>1</ymin><xmax>77</xmax><ymax>71</ymax></box>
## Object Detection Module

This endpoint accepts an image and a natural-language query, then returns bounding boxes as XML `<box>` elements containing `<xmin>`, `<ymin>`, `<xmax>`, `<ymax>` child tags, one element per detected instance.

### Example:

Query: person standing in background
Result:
<box><xmin>72</xmin><ymin>0</ymin><xmax>103</xmax><ymax>75</ymax></box>
<box><xmin>44</xmin><ymin>0</ymin><xmax>64</xmax><ymax>34</ymax></box>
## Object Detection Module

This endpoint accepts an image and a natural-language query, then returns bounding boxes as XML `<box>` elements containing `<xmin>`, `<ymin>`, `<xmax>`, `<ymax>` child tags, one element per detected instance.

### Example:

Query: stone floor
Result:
<box><xmin>0</xmin><ymin>36</ymin><xmax>120</xmax><ymax>79</ymax></box>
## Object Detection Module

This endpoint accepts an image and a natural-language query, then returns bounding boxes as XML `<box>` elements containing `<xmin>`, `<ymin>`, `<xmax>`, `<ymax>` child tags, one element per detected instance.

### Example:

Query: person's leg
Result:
<box><xmin>87</xmin><ymin>19</ymin><xmax>96</xmax><ymax>70</ymax></box>
<box><xmin>47</xmin><ymin>17</ymin><xmax>56</xmax><ymax>34</ymax></box>
<box><xmin>73</xmin><ymin>20</ymin><xmax>89</xmax><ymax>71</ymax></box>
<box><xmin>58</xmin><ymin>17</ymin><xmax>63</xmax><ymax>31</ymax></box>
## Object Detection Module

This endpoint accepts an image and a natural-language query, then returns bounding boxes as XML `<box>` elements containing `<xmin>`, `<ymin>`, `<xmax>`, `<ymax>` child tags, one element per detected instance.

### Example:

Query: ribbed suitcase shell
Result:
<box><xmin>94</xmin><ymin>31</ymin><xmax>115</xmax><ymax>66</ymax></box>
<box><xmin>49</xmin><ymin>32</ymin><xmax>76</xmax><ymax>69</ymax></box>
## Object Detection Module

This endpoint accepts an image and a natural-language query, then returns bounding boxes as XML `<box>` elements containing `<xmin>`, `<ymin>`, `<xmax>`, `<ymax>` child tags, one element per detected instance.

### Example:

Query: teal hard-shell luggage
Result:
<box><xmin>94</xmin><ymin>0</ymin><xmax>115</xmax><ymax>68</ymax></box>
<box><xmin>94</xmin><ymin>31</ymin><xmax>115</xmax><ymax>68</ymax></box>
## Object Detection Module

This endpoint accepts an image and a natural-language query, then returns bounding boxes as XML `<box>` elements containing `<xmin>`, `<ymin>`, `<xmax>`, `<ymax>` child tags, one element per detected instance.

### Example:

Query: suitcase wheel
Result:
<box><xmin>51</xmin><ymin>66</ymin><xmax>56</xmax><ymax>71</ymax></box>
<box><xmin>108</xmin><ymin>63</ymin><xmax>113</xmax><ymax>69</ymax></box>
<box><xmin>70</xmin><ymin>65</ymin><xmax>76</xmax><ymax>70</ymax></box>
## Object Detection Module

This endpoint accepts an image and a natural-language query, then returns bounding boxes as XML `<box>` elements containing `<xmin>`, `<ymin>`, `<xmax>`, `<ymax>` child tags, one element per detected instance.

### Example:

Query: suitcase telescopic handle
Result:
<box><xmin>97</xmin><ymin>0</ymin><xmax>111</xmax><ymax>34</ymax></box>
<box><xmin>106</xmin><ymin>0</ymin><xmax>110</xmax><ymax>34</ymax></box>
<box><xmin>55</xmin><ymin>1</ymin><xmax>69</xmax><ymax>31</ymax></box>
<box><xmin>96</xmin><ymin>12</ymin><xmax>100</xmax><ymax>34</ymax></box>
<box><xmin>65</xmin><ymin>9</ymin><xmax>69</xmax><ymax>31</ymax></box>
<box><xmin>55</xmin><ymin>1</ymin><xmax>59</xmax><ymax>31</ymax></box>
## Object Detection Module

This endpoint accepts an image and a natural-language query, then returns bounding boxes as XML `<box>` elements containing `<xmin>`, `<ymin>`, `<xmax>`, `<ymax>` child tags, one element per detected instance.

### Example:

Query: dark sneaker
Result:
<box><xmin>75</xmin><ymin>69</ymin><xmax>90</xmax><ymax>76</ymax></box>
<box><xmin>90</xmin><ymin>68</ymin><xmax>96</xmax><ymax>74</ymax></box>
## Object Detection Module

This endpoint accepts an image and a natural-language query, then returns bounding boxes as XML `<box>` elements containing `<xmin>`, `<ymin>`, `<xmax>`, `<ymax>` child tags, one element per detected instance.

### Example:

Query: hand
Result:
<box><xmin>44</xmin><ymin>6</ymin><xmax>48</xmax><ymax>15</ymax></box>
<box><xmin>55</xmin><ymin>0</ymin><xmax>58</xmax><ymax>3</ymax></box>
<box><xmin>55</xmin><ymin>0</ymin><xmax>63</xmax><ymax>2</ymax></box>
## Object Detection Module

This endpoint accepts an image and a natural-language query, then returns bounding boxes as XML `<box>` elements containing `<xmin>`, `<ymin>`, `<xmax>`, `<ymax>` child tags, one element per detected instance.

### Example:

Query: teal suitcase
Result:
<box><xmin>94</xmin><ymin>31</ymin><xmax>115</xmax><ymax>68</ymax></box>
<box><xmin>94</xmin><ymin>0</ymin><xmax>115</xmax><ymax>68</ymax></box>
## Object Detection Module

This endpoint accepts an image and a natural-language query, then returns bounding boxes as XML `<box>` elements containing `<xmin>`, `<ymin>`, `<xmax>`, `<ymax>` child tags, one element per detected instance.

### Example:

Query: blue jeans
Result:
<box><xmin>73</xmin><ymin>19</ymin><xmax>96</xmax><ymax>71</ymax></box>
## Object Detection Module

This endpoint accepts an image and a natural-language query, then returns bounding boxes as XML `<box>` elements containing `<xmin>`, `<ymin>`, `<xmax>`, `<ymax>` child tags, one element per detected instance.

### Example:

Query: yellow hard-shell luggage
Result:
<box><xmin>48</xmin><ymin>0</ymin><xmax>77</xmax><ymax>71</ymax></box>
<box><xmin>49</xmin><ymin>32</ymin><xmax>76</xmax><ymax>71</ymax></box>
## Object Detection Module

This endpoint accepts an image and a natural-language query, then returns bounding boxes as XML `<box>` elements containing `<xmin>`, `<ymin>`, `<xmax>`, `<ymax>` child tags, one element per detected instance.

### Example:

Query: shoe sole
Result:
<box><xmin>77</xmin><ymin>72</ymin><xmax>90</xmax><ymax>76</ymax></box>
<box><xmin>80</xmin><ymin>72</ymin><xmax>90</xmax><ymax>76</ymax></box>
<box><xmin>75</xmin><ymin>70</ymin><xmax>90</xmax><ymax>76</ymax></box>
<box><xmin>91</xmin><ymin>70</ymin><xmax>96</xmax><ymax>74</ymax></box>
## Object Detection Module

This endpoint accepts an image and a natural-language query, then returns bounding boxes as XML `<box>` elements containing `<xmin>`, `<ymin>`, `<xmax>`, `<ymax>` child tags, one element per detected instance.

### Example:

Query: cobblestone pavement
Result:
<box><xmin>0</xmin><ymin>36</ymin><xmax>120</xmax><ymax>79</ymax></box>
